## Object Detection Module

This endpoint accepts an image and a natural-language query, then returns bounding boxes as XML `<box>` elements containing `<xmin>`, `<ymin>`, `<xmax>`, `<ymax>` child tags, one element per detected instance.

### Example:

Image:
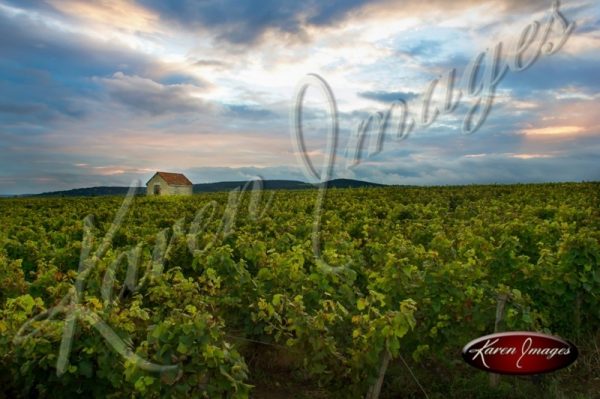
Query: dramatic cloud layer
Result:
<box><xmin>0</xmin><ymin>0</ymin><xmax>598</xmax><ymax>194</ymax></box>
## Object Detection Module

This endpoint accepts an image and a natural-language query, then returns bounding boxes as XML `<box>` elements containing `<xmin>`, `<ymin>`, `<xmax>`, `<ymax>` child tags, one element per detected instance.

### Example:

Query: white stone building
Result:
<box><xmin>146</xmin><ymin>172</ymin><xmax>193</xmax><ymax>196</ymax></box>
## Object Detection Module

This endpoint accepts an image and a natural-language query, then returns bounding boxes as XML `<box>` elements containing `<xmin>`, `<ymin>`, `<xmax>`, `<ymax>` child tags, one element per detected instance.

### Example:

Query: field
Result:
<box><xmin>1</xmin><ymin>183</ymin><xmax>599</xmax><ymax>398</ymax></box>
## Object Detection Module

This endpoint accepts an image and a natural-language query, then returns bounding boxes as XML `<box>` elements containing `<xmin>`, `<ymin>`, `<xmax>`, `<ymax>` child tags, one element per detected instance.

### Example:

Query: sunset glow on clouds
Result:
<box><xmin>523</xmin><ymin>125</ymin><xmax>586</xmax><ymax>135</ymax></box>
<box><xmin>0</xmin><ymin>0</ymin><xmax>598</xmax><ymax>194</ymax></box>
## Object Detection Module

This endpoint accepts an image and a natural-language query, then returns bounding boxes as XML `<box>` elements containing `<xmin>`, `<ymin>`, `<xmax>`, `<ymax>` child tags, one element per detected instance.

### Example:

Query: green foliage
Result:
<box><xmin>0</xmin><ymin>183</ymin><xmax>598</xmax><ymax>397</ymax></box>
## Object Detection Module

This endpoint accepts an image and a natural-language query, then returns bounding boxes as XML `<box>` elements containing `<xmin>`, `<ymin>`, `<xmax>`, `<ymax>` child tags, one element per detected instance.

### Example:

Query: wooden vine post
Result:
<box><xmin>489</xmin><ymin>293</ymin><xmax>509</xmax><ymax>388</ymax></box>
<box><xmin>365</xmin><ymin>345</ymin><xmax>391</xmax><ymax>399</ymax></box>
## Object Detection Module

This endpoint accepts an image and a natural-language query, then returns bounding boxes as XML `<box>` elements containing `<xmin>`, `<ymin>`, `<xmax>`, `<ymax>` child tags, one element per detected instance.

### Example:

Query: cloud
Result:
<box><xmin>183</xmin><ymin>165</ymin><xmax>306</xmax><ymax>183</ymax></box>
<box><xmin>98</xmin><ymin>72</ymin><xmax>210</xmax><ymax>115</ymax></box>
<box><xmin>500</xmin><ymin>54</ymin><xmax>600</xmax><ymax>95</ymax></box>
<box><xmin>45</xmin><ymin>0</ymin><xmax>160</xmax><ymax>35</ymax></box>
<box><xmin>0</xmin><ymin>102</ymin><xmax>47</xmax><ymax>116</ymax></box>
<box><xmin>135</xmin><ymin>0</ymin><xmax>567</xmax><ymax>48</ymax></box>
<box><xmin>137</xmin><ymin>0</ymin><xmax>374</xmax><ymax>45</ymax></box>
<box><xmin>522</xmin><ymin>125</ymin><xmax>585</xmax><ymax>135</ymax></box>
<box><xmin>342</xmin><ymin>150</ymin><xmax>600</xmax><ymax>185</ymax></box>
<box><xmin>509</xmin><ymin>153</ymin><xmax>553</xmax><ymax>159</ymax></box>
<box><xmin>225</xmin><ymin>104</ymin><xmax>278</xmax><ymax>119</ymax></box>
<box><xmin>358</xmin><ymin>90</ymin><xmax>418</xmax><ymax>103</ymax></box>
<box><xmin>0</xmin><ymin>5</ymin><xmax>195</xmax><ymax>127</ymax></box>
<box><xmin>192</xmin><ymin>59</ymin><xmax>230</xmax><ymax>69</ymax></box>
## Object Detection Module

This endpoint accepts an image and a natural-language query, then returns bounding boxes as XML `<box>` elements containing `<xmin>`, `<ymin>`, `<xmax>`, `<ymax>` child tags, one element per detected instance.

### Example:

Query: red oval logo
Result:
<box><xmin>462</xmin><ymin>331</ymin><xmax>578</xmax><ymax>375</ymax></box>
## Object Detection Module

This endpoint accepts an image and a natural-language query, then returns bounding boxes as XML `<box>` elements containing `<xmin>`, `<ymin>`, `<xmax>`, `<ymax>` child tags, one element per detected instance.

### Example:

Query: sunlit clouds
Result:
<box><xmin>0</xmin><ymin>0</ymin><xmax>598</xmax><ymax>194</ymax></box>
<box><xmin>523</xmin><ymin>125</ymin><xmax>585</xmax><ymax>135</ymax></box>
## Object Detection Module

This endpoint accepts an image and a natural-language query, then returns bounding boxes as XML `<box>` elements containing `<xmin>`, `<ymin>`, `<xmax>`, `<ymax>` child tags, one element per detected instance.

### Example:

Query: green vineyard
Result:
<box><xmin>1</xmin><ymin>183</ymin><xmax>599</xmax><ymax>398</ymax></box>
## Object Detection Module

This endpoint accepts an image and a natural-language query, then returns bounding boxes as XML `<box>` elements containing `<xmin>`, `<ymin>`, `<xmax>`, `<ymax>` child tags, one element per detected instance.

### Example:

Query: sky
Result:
<box><xmin>0</xmin><ymin>0</ymin><xmax>598</xmax><ymax>194</ymax></box>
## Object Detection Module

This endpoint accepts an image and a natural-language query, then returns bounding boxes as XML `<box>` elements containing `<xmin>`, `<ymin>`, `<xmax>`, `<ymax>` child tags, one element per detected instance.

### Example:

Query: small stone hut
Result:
<box><xmin>146</xmin><ymin>172</ymin><xmax>193</xmax><ymax>196</ymax></box>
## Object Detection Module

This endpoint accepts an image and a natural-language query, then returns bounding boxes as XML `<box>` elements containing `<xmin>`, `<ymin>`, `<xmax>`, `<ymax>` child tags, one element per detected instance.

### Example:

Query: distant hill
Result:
<box><xmin>322</xmin><ymin>179</ymin><xmax>386</xmax><ymax>189</ymax></box>
<box><xmin>193</xmin><ymin>180</ymin><xmax>313</xmax><ymax>192</ymax></box>
<box><xmin>31</xmin><ymin>186</ymin><xmax>146</xmax><ymax>197</ymax></box>
<box><xmin>194</xmin><ymin>179</ymin><xmax>384</xmax><ymax>192</ymax></box>
<box><xmin>28</xmin><ymin>179</ymin><xmax>384</xmax><ymax>197</ymax></box>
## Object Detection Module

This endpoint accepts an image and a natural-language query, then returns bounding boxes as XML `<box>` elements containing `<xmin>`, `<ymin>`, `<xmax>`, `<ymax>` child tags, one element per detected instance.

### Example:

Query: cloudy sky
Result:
<box><xmin>0</xmin><ymin>0</ymin><xmax>598</xmax><ymax>194</ymax></box>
